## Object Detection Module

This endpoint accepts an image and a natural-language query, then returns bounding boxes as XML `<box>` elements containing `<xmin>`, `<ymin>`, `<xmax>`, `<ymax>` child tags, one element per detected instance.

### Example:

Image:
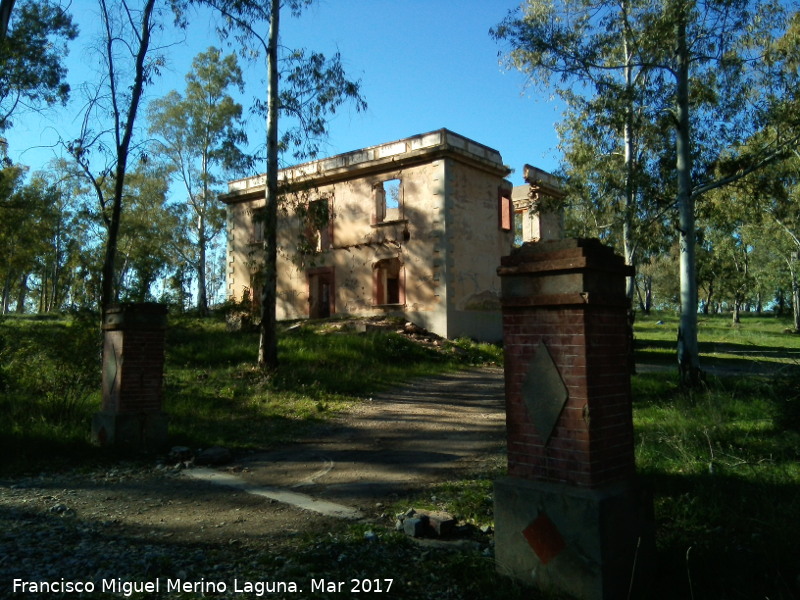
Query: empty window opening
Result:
<box><xmin>514</xmin><ymin>208</ymin><xmax>525</xmax><ymax>247</ymax></box>
<box><xmin>373</xmin><ymin>257</ymin><xmax>404</xmax><ymax>306</ymax></box>
<box><xmin>250</xmin><ymin>207</ymin><xmax>265</xmax><ymax>244</ymax></box>
<box><xmin>304</xmin><ymin>198</ymin><xmax>332</xmax><ymax>252</ymax></box>
<box><xmin>373</xmin><ymin>178</ymin><xmax>402</xmax><ymax>223</ymax></box>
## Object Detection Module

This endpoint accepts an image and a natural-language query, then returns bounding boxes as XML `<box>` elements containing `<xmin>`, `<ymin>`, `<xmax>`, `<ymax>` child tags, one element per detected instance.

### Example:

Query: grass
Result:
<box><xmin>3</xmin><ymin>309</ymin><xmax>800</xmax><ymax>598</ymax></box>
<box><xmin>634</xmin><ymin>310</ymin><xmax>800</xmax><ymax>372</ymax></box>
<box><xmin>0</xmin><ymin>313</ymin><xmax>102</xmax><ymax>471</ymax></box>
<box><xmin>0</xmin><ymin>312</ymin><xmax>501</xmax><ymax>473</ymax></box>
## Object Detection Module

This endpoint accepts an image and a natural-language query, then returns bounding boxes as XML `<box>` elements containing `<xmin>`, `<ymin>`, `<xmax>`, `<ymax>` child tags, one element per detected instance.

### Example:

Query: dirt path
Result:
<box><xmin>186</xmin><ymin>367</ymin><xmax>507</xmax><ymax>517</ymax></box>
<box><xmin>1</xmin><ymin>367</ymin><xmax>507</xmax><ymax>578</ymax></box>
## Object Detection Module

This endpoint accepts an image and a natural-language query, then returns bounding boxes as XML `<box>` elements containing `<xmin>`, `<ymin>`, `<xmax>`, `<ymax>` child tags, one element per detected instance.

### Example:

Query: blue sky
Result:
<box><xmin>5</xmin><ymin>0</ymin><xmax>565</xmax><ymax>187</ymax></box>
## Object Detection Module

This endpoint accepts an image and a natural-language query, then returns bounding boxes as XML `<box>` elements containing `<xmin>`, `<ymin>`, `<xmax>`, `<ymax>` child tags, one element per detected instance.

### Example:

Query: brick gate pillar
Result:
<box><xmin>91</xmin><ymin>303</ymin><xmax>169</xmax><ymax>452</ymax></box>
<box><xmin>494</xmin><ymin>239</ymin><xmax>652</xmax><ymax>599</ymax></box>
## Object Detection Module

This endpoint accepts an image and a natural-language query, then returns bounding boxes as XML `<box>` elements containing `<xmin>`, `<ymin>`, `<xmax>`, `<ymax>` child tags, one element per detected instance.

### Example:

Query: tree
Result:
<box><xmin>0</xmin><ymin>161</ymin><xmax>32</xmax><ymax>312</ymax></box>
<box><xmin>731</xmin><ymin>143</ymin><xmax>800</xmax><ymax>330</ymax></box>
<box><xmin>556</xmin><ymin>92</ymin><xmax>675</xmax><ymax>305</ymax></box>
<box><xmin>114</xmin><ymin>164</ymin><xmax>182</xmax><ymax>302</ymax></box>
<box><xmin>494</xmin><ymin>0</ymin><xmax>795</xmax><ymax>385</ymax></box>
<box><xmin>0</xmin><ymin>0</ymin><xmax>76</xmax><ymax>132</ymax></box>
<box><xmin>26</xmin><ymin>165</ymin><xmax>86</xmax><ymax>312</ymax></box>
<box><xmin>68</xmin><ymin>0</ymin><xmax>184</xmax><ymax>315</ymax></box>
<box><xmin>0</xmin><ymin>0</ymin><xmax>14</xmax><ymax>39</ymax></box>
<box><xmin>148</xmin><ymin>46</ymin><xmax>250</xmax><ymax>315</ymax></box>
<box><xmin>202</xmin><ymin>0</ymin><xmax>366</xmax><ymax>369</ymax></box>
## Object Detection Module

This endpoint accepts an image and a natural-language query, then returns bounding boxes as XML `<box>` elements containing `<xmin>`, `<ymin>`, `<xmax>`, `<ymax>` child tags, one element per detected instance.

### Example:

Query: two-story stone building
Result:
<box><xmin>221</xmin><ymin>129</ymin><xmax>559</xmax><ymax>342</ymax></box>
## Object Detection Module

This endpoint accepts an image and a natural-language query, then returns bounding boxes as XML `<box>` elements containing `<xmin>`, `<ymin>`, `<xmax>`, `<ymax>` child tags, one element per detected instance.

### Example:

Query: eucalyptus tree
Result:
<box><xmin>556</xmin><ymin>91</ymin><xmax>675</xmax><ymax>304</ymax></box>
<box><xmin>200</xmin><ymin>0</ymin><xmax>366</xmax><ymax>369</ymax></box>
<box><xmin>114</xmin><ymin>164</ymin><xmax>181</xmax><ymax>302</ymax></box>
<box><xmin>730</xmin><ymin>145</ymin><xmax>800</xmax><ymax>329</ymax></box>
<box><xmin>148</xmin><ymin>46</ymin><xmax>250</xmax><ymax>315</ymax></box>
<box><xmin>0</xmin><ymin>0</ymin><xmax>76</xmax><ymax>132</ymax></box>
<box><xmin>494</xmin><ymin>0</ymin><xmax>795</xmax><ymax>385</ymax></box>
<box><xmin>0</xmin><ymin>161</ymin><xmax>31</xmax><ymax>312</ymax></box>
<box><xmin>0</xmin><ymin>162</ymin><xmax>82</xmax><ymax>313</ymax></box>
<box><xmin>68</xmin><ymin>0</ymin><xmax>186</xmax><ymax>315</ymax></box>
<box><xmin>24</xmin><ymin>164</ymin><xmax>89</xmax><ymax>312</ymax></box>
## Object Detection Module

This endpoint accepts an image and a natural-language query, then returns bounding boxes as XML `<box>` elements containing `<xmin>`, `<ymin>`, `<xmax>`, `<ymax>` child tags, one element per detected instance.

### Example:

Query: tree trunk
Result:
<box><xmin>257</xmin><ymin>0</ymin><xmax>280</xmax><ymax>369</ymax></box>
<box><xmin>621</xmin><ymin>0</ymin><xmax>636</xmax><ymax>302</ymax></box>
<box><xmin>675</xmin><ymin>13</ymin><xmax>701</xmax><ymax>386</ymax></box>
<box><xmin>197</xmin><ymin>211</ymin><xmax>208</xmax><ymax>316</ymax></box>
<box><xmin>16</xmin><ymin>272</ymin><xmax>28</xmax><ymax>313</ymax></box>
<box><xmin>39</xmin><ymin>268</ymin><xmax>48</xmax><ymax>313</ymax></box>
<box><xmin>99</xmin><ymin>0</ymin><xmax>156</xmax><ymax>316</ymax></box>
<box><xmin>1</xmin><ymin>272</ymin><xmax>12</xmax><ymax>314</ymax></box>
<box><xmin>0</xmin><ymin>0</ymin><xmax>15</xmax><ymax>40</ymax></box>
<box><xmin>703</xmin><ymin>279</ymin><xmax>713</xmax><ymax>315</ymax></box>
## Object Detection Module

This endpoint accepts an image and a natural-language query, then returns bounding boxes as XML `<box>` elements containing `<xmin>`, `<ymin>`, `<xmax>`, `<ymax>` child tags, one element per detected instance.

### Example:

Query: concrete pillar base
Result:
<box><xmin>91</xmin><ymin>411</ymin><xmax>168</xmax><ymax>453</ymax></box>
<box><xmin>494</xmin><ymin>476</ymin><xmax>653</xmax><ymax>600</ymax></box>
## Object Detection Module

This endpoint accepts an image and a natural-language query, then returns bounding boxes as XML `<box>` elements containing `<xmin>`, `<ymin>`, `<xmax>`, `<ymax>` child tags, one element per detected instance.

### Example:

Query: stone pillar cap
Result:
<box><xmin>523</xmin><ymin>164</ymin><xmax>565</xmax><ymax>199</ymax></box>
<box><xmin>102</xmin><ymin>302</ymin><xmax>168</xmax><ymax>330</ymax></box>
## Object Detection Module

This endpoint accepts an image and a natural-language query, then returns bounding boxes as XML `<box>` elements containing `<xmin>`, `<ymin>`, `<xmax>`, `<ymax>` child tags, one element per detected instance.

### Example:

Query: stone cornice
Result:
<box><xmin>220</xmin><ymin>129</ymin><xmax>511</xmax><ymax>205</ymax></box>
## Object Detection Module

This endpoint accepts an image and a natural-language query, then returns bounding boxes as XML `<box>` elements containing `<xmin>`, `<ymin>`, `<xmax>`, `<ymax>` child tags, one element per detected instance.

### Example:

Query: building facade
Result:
<box><xmin>222</xmin><ymin>129</ymin><xmax>548</xmax><ymax>341</ymax></box>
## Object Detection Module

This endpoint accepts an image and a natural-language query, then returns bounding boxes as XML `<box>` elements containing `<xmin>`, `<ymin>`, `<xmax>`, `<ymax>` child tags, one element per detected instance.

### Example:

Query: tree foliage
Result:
<box><xmin>0</xmin><ymin>0</ymin><xmax>77</xmax><ymax>132</ymax></box>
<box><xmin>68</xmin><ymin>0</ymin><xmax>185</xmax><ymax>314</ymax></box>
<box><xmin>201</xmin><ymin>0</ymin><xmax>366</xmax><ymax>369</ymax></box>
<box><xmin>494</xmin><ymin>0</ymin><xmax>796</xmax><ymax>384</ymax></box>
<box><xmin>148</xmin><ymin>46</ymin><xmax>250</xmax><ymax>315</ymax></box>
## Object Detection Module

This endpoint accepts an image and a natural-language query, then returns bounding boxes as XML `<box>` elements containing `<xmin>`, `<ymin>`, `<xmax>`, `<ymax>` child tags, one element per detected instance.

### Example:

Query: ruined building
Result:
<box><xmin>221</xmin><ymin>129</ymin><xmax>562</xmax><ymax>342</ymax></box>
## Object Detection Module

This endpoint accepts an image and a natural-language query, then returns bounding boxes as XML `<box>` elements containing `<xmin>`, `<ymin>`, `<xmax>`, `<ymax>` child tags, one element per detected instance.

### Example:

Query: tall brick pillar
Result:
<box><xmin>494</xmin><ymin>239</ymin><xmax>652</xmax><ymax>599</ymax></box>
<box><xmin>92</xmin><ymin>303</ymin><xmax>169</xmax><ymax>452</ymax></box>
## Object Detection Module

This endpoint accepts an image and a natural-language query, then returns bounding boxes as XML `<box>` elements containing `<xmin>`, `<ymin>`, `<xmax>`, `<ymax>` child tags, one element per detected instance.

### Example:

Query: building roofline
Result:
<box><xmin>221</xmin><ymin>128</ymin><xmax>511</xmax><ymax>204</ymax></box>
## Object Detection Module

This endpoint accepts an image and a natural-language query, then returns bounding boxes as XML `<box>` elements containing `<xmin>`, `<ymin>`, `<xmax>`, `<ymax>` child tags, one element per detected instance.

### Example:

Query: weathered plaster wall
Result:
<box><xmin>228</xmin><ymin>160</ymin><xmax>449</xmax><ymax>329</ymax></box>
<box><xmin>225</xmin><ymin>199</ymin><xmax>265</xmax><ymax>304</ymax></box>
<box><xmin>444</xmin><ymin>159</ymin><xmax>513</xmax><ymax>341</ymax></box>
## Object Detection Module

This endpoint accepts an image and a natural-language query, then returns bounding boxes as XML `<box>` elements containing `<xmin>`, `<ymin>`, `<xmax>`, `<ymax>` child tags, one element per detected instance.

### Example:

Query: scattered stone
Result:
<box><xmin>403</xmin><ymin>517</ymin><xmax>428</xmax><ymax>538</ymax></box>
<box><xmin>396</xmin><ymin>508</ymin><xmax>458</xmax><ymax>539</ymax></box>
<box><xmin>195</xmin><ymin>446</ymin><xmax>233</xmax><ymax>466</ymax></box>
<box><xmin>416</xmin><ymin>509</ymin><xmax>456</xmax><ymax>537</ymax></box>
<box><xmin>395</xmin><ymin>508</ymin><xmax>493</xmax><ymax>547</ymax></box>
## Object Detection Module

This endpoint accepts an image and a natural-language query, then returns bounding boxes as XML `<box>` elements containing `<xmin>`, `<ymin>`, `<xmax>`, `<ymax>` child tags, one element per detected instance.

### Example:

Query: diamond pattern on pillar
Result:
<box><xmin>521</xmin><ymin>341</ymin><xmax>569</xmax><ymax>444</ymax></box>
<box><xmin>522</xmin><ymin>512</ymin><xmax>566</xmax><ymax>565</ymax></box>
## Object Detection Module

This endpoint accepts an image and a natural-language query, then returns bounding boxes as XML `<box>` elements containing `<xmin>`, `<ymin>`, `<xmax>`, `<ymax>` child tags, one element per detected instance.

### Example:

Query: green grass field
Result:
<box><xmin>1</xmin><ymin>310</ymin><xmax>799</xmax><ymax>598</ymax></box>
